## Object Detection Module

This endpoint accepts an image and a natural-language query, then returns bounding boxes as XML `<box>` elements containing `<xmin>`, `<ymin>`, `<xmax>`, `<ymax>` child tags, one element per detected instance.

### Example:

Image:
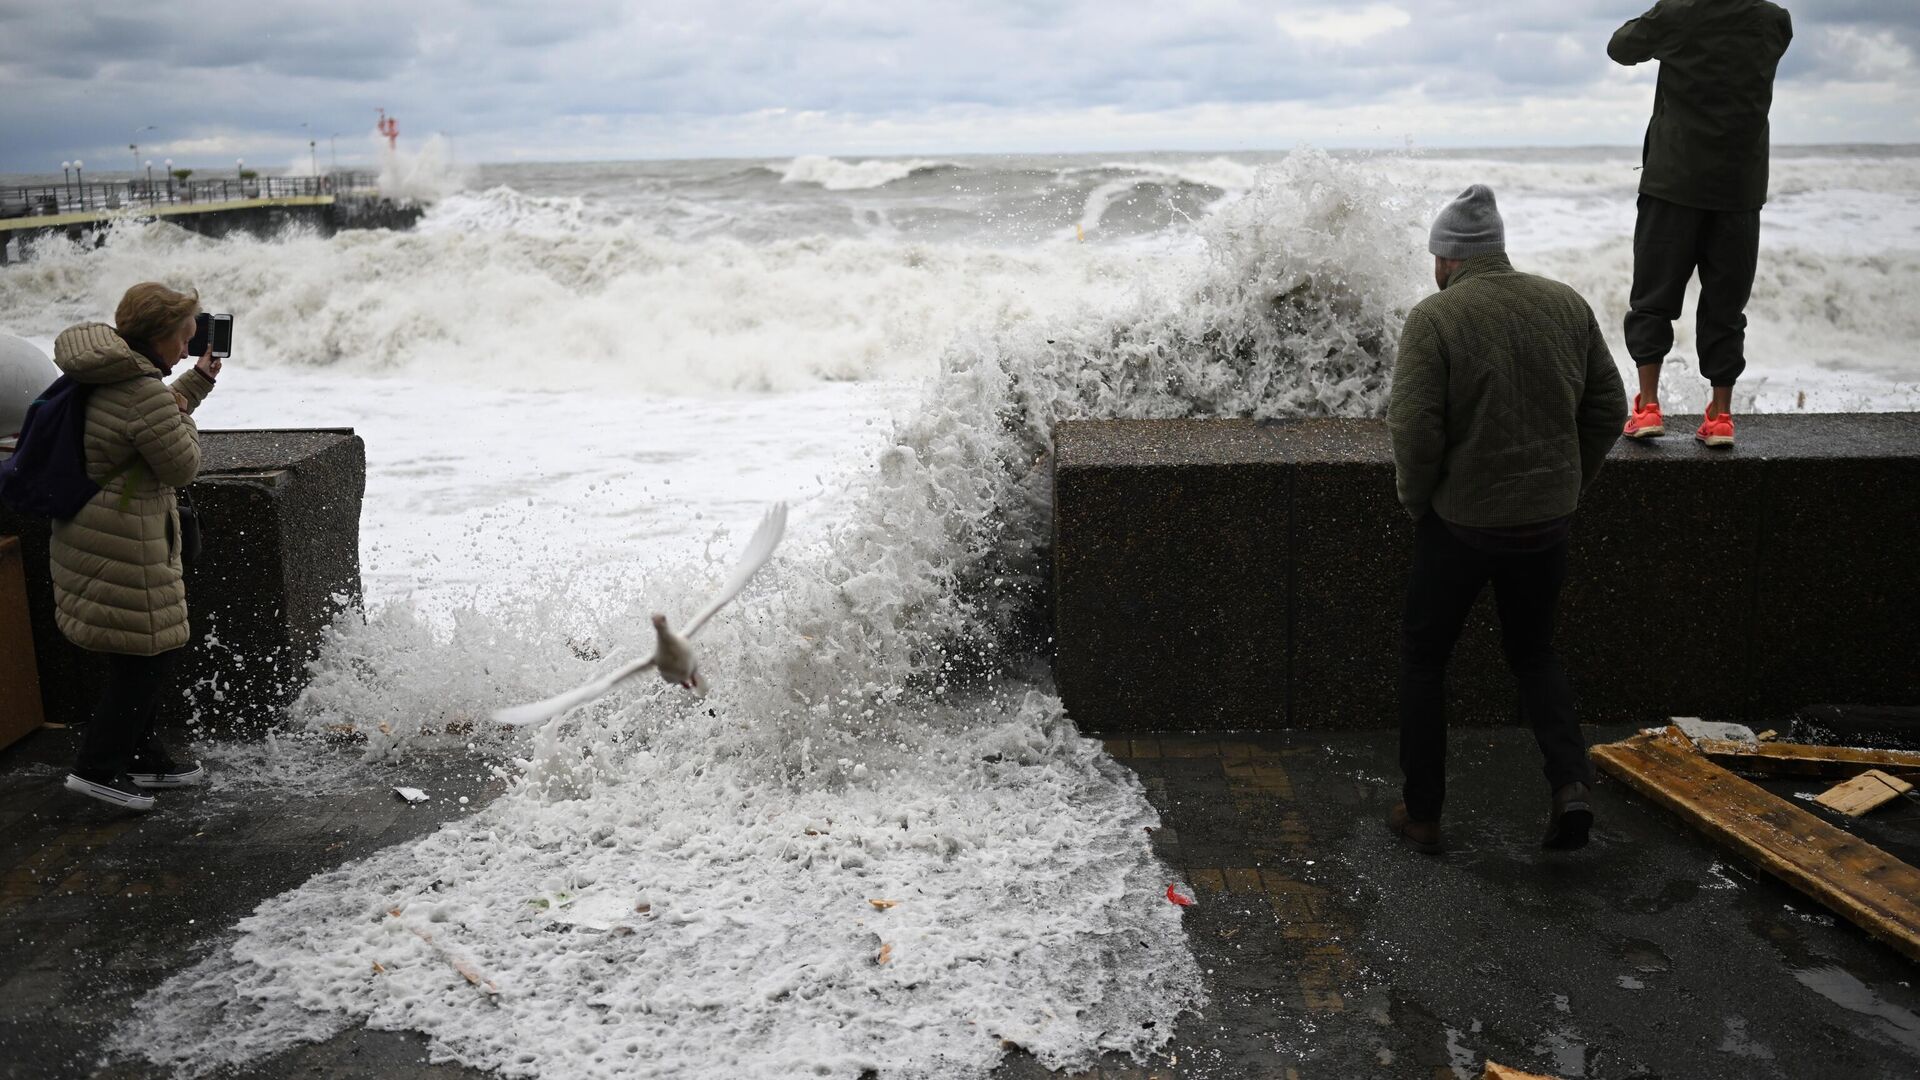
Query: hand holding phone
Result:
<box><xmin>187</xmin><ymin>312</ymin><xmax>234</xmax><ymax>362</ymax></box>
<box><xmin>188</xmin><ymin>311</ymin><xmax>231</xmax><ymax>379</ymax></box>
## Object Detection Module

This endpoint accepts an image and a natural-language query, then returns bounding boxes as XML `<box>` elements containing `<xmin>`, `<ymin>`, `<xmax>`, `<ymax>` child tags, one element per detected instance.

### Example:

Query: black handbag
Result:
<box><xmin>176</xmin><ymin>488</ymin><xmax>203</xmax><ymax>566</ymax></box>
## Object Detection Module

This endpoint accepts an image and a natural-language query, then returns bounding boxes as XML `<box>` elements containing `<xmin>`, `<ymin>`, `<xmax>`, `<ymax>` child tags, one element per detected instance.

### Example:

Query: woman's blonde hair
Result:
<box><xmin>114</xmin><ymin>282</ymin><xmax>200</xmax><ymax>348</ymax></box>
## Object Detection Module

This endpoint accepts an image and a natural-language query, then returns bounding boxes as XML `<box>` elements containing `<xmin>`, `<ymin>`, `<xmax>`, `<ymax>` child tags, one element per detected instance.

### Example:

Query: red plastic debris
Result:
<box><xmin>1165</xmin><ymin>883</ymin><xmax>1195</xmax><ymax>907</ymax></box>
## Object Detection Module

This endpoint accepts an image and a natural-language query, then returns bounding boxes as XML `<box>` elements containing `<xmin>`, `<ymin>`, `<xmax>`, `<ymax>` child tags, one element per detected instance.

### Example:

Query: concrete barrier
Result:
<box><xmin>1053</xmin><ymin>414</ymin><xmax>1920</xmax><ymax>731</ymax></box>
<box><xmin>1</xmin><ymin>429</ymin><xmax>365</xmax><ymax>734</ymax></box>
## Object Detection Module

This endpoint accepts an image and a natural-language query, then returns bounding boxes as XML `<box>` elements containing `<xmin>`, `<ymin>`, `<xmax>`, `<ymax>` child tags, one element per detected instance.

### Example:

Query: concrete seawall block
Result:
<box><xmin>1747</xmin><ymin>419</ymin><xmax>1920</xmax><ymax>709</ymax></box>
<box><xmin>1054</xmin><ymin>422</ymin><xmax>1290</xmax><ymax>728</ymax></box>
<box><xmin>1054</xmin><ymin>414</ymin><xmax>1920</xmax><ymax>732</ymax></box>
<box><xmin>1</xmin><ymin>429</ymin><xmax>364</xmax><ymax>734</ymax></box>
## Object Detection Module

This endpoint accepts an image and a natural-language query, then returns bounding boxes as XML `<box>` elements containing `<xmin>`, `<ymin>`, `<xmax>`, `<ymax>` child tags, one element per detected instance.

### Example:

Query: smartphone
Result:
<box><xmin>208</xmin><ymin>313</ymin><xmax>233</xmax><ymax>359</ymax></box>
<box><xmin>187</xmin><ymin>312</ymin><xmax>234</xmax><ymax>359</ymax></box>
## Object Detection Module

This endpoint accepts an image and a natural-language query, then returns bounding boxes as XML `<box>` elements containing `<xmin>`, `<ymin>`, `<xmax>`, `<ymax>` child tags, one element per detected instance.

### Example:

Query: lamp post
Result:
<box><xmin>301</xmin><ymin>121</ymin><xmax>318</xmax><ymax>178</ymax></box>
<box><xmin>143</xmin><ymin>159</ymin><xmax>153</xmax><ymax>203</ymax></box>
<box><xmin>130</xmin><ymin>125</ymin><xmax>154</xmax><ymax>177</ymax></box>
<box><xmin>73</xmin><ymin>159</ymin><xmax>84</xmax><ymax>208</ymax></box>
<box><xmin>163</xmin><ymin>158</ymin><xmax>174</xmax><ymax>202</ymax></box>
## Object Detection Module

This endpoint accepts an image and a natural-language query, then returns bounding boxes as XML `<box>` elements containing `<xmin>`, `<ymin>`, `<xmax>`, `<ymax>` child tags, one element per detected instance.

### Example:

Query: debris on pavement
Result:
<box><xmin>1671</xmin><ymin>717</ymin><xmax>1758</xmax><ymax>746</ymax></box>
<box><xmin>1685</xmin><ymin>735</ymin><xmax>1920</xmax><ymax>780</ymax></box>
<box><xmin>1592</xmin><ymin>725</ymin><xmax>1920</xmax><ymax>964</ymax></box>
<box><xmin>1483</xmin><ymin>1062</ymin><xmax>1563</xmax><ymax>1080</ymax></box>
<box><xmin>1166</xmin><ymin>884</ymin><xmax>1194</xmax><ymax>907</ymax></box>
<box><xmin>386</xmin><ymin>908</ymin><xmax>499</xmax><ymax>995</ymax></box>
<box><xmin>393</xmin><ymin>786</ymin><xmax>430</xmax><ymax>804</ymax></box>
<box><xmin>1813</xmin><ymin>770</ymin><xmax>1915</xmax><ymax>817</ymax></box>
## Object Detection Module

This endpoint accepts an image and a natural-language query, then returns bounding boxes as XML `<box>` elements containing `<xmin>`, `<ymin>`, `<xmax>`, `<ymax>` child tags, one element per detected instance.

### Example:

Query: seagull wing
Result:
<box><xmin>682</xmin><ymin>501</ymin><xmax>787</xmax><ymax>639</ymax></box>
<box><xmin>490</xmin><ymin>656</ymin><xmax>657</xmax><ymax>727</ymax></box>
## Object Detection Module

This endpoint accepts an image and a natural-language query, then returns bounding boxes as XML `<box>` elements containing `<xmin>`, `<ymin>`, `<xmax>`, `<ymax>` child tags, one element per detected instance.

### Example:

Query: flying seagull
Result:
<box><xmin>491</xmin><ymin>502</ymin><xmax>788</xmax><ymax>727</ymax></box>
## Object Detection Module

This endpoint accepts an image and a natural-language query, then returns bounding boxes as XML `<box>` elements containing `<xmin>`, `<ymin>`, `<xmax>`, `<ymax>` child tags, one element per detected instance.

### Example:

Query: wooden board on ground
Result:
<box><xmin>1484</xmin><ymin>1063</ymin><xmax>1562</xmax><ymax>1080</ymax></box>
<box><xmin>1690</xmin><ymin>738</ymin><xmax>1920</xmax><ymax>780</ymax></box>
<box><xmin>1592</xmin><ymin>726</ymin><xmax>1920</xmax><ymax>965</ymax></box>
<box><xmin>1813</xmin><ymin>770</ymin><xmax>1915</xmax><ymax>817</ymax></box>
<box><xmin>0</xmin><ymin>536</ymin><xmax>45</xmax><ymax>750</ymax></box>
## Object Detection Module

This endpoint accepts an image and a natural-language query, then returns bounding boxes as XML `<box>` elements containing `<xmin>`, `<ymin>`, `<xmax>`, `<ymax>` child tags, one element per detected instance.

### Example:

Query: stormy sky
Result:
<box><xmin>1</xmin><ymin>0</ymin><xmax>1914</xmax><ymax>172</ymax></box>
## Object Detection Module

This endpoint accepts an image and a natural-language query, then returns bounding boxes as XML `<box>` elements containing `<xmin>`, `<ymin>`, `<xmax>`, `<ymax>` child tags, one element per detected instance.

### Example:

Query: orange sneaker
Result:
<box><xmin>1623</xmin><ymin>395</ymin><xmax>1665</xmax><ymax>439</ymax></box>
<box><xmin>1695</xmin><ymin>408</ymin><xmax>1736</xmax><ymax>448</ymax></box>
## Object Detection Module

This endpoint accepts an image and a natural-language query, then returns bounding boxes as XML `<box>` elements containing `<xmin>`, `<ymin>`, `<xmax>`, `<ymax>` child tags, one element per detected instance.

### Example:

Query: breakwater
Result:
<box><xmin>0</xmin><ymin>174</ymin><xmax>423</xmax><ymax>263</ymax></box>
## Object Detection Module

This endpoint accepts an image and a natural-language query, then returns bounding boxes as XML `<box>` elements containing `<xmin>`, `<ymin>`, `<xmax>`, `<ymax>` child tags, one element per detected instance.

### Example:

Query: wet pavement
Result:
<box><xmin>3</xmin><ymin>723</ymin><xmax>1918</xmax><ymax>1079</ymax></box>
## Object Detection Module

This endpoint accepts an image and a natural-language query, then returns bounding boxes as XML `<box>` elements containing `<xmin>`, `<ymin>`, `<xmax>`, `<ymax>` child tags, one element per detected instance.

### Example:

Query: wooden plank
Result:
<box><xmin>0</xmin><ymin>536</ymin><xmax>45</xmax><ymax>749</ymax></box>
<box><xmin>1592</xmin><ymin>727</ymin><xmax>1920</xmax><ymax>964</ymax></box>
<box><xmin>1813</xmin><ymin>771</ymin><xmax>1914</xmax><ymax>817</ymax></box>
<box><xmin>1483</xmin><ymin>1064</ymin><xmax>1562</xmax><ymax>1080</ymax></box>
<box><xmin>1692</xmin><ymin>738</ymin><xmax>1920</xmax><ymax>780</ymax></box>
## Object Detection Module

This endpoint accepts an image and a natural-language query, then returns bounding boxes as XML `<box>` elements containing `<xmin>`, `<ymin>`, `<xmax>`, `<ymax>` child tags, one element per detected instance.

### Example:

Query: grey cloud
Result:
<box><xmin>1</xmin><ymin>0</ymin><xmax>1914</xmax><ymax>171</ymax></box>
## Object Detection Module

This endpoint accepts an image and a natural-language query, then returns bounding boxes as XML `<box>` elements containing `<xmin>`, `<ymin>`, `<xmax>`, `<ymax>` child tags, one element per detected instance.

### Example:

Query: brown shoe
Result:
<box><xmin>1387</xmin><ymin>803</ymin><xmax>1444</xmax><ymax>854</ymax></box>
<box><xmin>1543</xmin><ymin>782</ymin><xmax>1594</xmax><ymax>851</ymax></box>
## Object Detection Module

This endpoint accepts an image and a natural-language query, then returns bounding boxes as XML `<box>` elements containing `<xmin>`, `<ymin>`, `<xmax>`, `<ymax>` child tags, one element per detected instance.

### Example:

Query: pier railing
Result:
<box><xmin>0</xmin><ymin>172</ymin><xmax>380</xmax><ymax>220</ymax></box>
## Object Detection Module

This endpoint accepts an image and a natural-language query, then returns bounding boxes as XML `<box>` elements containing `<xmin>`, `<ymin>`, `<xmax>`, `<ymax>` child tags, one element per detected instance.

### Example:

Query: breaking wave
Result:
<box><xmin>0</xmin><ymin>195</ymin><xmax>1157</xmax><ymax>394</ymax></box>
<box><xmin>111</xmin><ymin>148</ymin><xmax>1426</xmax><ymax>1079</ymax></box>
<box><xmin>778</xmin><ymin>155</ymin><xmax>962</xmax><ymax>190</ymax></box>
<box><xmin>4</xmin><ymin>148</ymin><xmax>1916</xmax><ymax>405</ymax></box>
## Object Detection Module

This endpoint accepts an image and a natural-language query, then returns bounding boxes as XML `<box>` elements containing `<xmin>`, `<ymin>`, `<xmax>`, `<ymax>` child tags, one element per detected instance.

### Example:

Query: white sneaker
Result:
<box><xmin>64</xmin><ymin>773</ymin><xmax>156</xmax><ymax>811</ymax></box>
<box><xmin>127</xmin><ymin>758</ymin><xmax>206</xmax><ymax>789</ymax></box>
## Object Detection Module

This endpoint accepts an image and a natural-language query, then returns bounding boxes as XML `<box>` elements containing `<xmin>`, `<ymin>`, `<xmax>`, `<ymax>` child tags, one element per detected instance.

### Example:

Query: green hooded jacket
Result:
<box><xmin>1388</xmin><ymin>254</ymin><xmax>1627</xmax><ymax>528</ymax></box>
<box><xmin>1610</xmin><ymin>0</ymin><xmax>1793</xmax><ymax>212</ymax></box>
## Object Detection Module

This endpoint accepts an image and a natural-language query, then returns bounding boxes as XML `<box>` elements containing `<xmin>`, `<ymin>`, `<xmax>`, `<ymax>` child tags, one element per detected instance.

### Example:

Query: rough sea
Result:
<box><xmin>0</xmin><ymin>143</ymin><xmax>1915</xmax><ymax>1078</ymax></box>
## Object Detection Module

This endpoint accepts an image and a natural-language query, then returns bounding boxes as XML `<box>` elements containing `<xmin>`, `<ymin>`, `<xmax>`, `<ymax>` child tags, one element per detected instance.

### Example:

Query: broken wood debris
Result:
<box><xmin>1813</xmin><ymin>770</ymin><xmax>1915</xmax><ymax>817</ymax></box>
<box><xmin>1592</xmin><ymin>726</ymin><xmax>1920</xmax><ymax>964</ymax></box>
<box><xmin>385</xmin><ymin>908</ymin><xmax>499</xmax><ymax>995</ymax></box>
<box><xmin>1483</xmin><ymin>1063</ymin><xmax>1563</xmax><ymax>1080</ymax></box>
<box><xmin>1691</xmin><ymin>737</ymin><xmax>1920</xmax><ymax>780</ymax></box>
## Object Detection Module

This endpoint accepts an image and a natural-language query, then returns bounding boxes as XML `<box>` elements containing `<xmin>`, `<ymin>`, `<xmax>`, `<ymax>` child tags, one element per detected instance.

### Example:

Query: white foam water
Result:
<box><xmin>97</xmin><ymin>147</ymin><xmax>1439</xmax><ymax>1080</ymax></box>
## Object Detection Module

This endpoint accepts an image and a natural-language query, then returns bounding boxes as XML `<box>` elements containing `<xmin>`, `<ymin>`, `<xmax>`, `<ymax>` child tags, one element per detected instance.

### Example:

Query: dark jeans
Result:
<box><xmin>74</xmin><ymin>649</ymin><xmax>180</xmax><ymax>781</ymax></box>
<box><xmin>1625</xmin><ymin>193</ymin><xmax>1762</xmax><ymax>388</ymax></box>
<box><xmin>1398</xmin><ymin>514</ymin><xmax>1592</xmax><ymax>822</ymax></box>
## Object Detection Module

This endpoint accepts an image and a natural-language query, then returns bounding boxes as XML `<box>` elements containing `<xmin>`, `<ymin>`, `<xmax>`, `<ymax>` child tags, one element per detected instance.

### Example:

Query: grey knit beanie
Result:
<box><xmin>1429</xmin><ymin>184</ymin><xmax>1505</xmax><ymax>259</ymax></box>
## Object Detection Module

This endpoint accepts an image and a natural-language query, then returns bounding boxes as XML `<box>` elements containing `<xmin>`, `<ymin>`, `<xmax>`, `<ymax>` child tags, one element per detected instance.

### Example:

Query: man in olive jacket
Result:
<box><xmin>1386</xmin><ymin>185</ymin><xmax>1627</xmax><ymax>854</ymax></box>
<box><xmin>1611</xmin><ymin>0</ymin><xmax>1792</xmax><ymax>447</ymax></box>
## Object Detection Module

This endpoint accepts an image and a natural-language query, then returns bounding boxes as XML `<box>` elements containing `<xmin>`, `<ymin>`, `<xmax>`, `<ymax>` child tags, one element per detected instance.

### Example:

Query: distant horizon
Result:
<box><xmin>6</xmin><ymin>139</ymin><xmax>1920</xmax><ymax>181</ymax></box>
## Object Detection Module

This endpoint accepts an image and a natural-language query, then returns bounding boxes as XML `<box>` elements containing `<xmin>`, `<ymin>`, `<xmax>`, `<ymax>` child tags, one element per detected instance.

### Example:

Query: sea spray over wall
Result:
<box><xmin>117</xmin><ymin>151</ymin><xmax>1427</xmax><ymax>1078</ymax></box>
<box><xmin>376</xmin><ymin>131</ymin><xmax>473</xmax><ymax>205</ymax></box>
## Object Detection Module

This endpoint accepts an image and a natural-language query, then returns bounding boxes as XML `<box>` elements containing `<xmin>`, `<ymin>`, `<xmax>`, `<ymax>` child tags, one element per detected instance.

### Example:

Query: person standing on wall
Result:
<box><xmin>1387</xmin><ymin>186</ymin><xmax>1628</xmax><ymax>854</ymax></box>
<box><xmin>54</xmin><ymin>283</ymin><xmax>220</xmax><ymax>811</ymax></box>
<box><xmin>1611</xmin><ymin>0</ymin><xmax>1793</xmax><ymax>448</ymax></box>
